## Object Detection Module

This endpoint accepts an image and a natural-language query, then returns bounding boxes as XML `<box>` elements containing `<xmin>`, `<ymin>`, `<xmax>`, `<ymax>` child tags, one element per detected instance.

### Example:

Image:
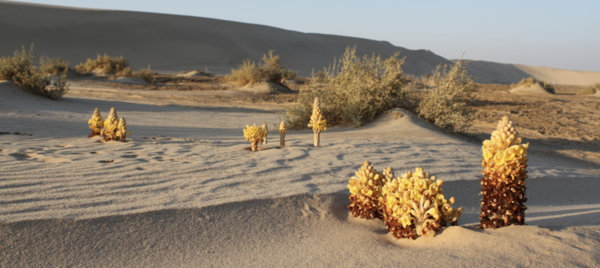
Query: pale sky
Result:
<box><xmin>9</xmin><ymin>0</ymin><xmax>600</xmax><ymax>72</ymax></box>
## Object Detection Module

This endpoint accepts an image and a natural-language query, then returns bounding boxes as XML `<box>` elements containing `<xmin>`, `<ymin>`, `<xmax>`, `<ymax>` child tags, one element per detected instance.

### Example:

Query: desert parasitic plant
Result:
<box><xmin>88</xmin><ymin>108</ymin><xmax>104</xmax><ymax>137</ymax></box>
<box><xmin>243</xmin><ymin>124</ymin><xmax>267</xmax><ymax>151</ymax></box>
<box><xmin>381</xmin><ymin>167</ymin><xmax>462</xmax><ymax>239</ymax></box>
<box><xmin>116</xmin><ymin>117</ymin><xmax>130</xmax><ymax>141</ymax></box>
<box><xmin>347</xmin><ymin>161</ymin><xmax>385</xmax><ymax>219</ymax></box>
<box><xmin>480</xmin><ymin>116</ymin><xmax>529</xmax><ymax>229</ymax></box>
<box><xmin>261</xmin><ymin>123</ymin><xmax>268</xmax><ymax>145</ymax></box>
<box><xmin>279</xmin><ymin>121</ymin><xmax>286</xmax><ymax>148</ymax></box>
<box><xmin>308</xmin><ymin>97</ymin><xmax>327</xmax><ymax>147</ymax></box>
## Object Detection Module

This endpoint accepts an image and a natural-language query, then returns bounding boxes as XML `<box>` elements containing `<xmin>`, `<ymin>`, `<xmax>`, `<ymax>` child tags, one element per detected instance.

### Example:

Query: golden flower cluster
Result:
<box><xmin>278</xmin><ymin>121</ymin><xmax>287</xmax><ymax>148</ymax></box>
<box><xmin>243</xmin><ymin>124</ymin><xmax>267</xmax><ymax>152</ymax></box>
<box><xmin>347</xmin><ymin>161</ymin><xmax>385</xmax><ymax>219</ymax></box>
<box><xmin>382</xmin><ymin>168</ymin><xmax>462</xmax><ymax>239</ymax></box>
<box><xmin>480</xmin><ymin>116</ymin><xmax>528</xmax><ymax>228</ymax></box>
<box><xmin>308</xmin><ymin>97</ymin><xmax>327</xmax><ymax>146</ymax></box>
<box><xmin>96</xmin><ymin>107</ymin><xmax>130</xmax><ymax>142</ymax></box>
<box><xmin>88</xmin><ymin>108</ymin><xmax>104</xmax><ymax>137</ymax></box>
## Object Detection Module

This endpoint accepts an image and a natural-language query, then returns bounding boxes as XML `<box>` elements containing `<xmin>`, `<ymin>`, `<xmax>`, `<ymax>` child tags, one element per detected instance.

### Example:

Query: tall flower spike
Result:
<box><xmin>480</xmin><ymin>116</ymin><xmax>529</xmax><ymax>229</ymax></box>
<box><xmin>347</xmin><ymin>161</ymin><xmax>385</xmax><ymax>219</ymax></box>
<box><xmin>279</xmin><ymin>121</ymin><xmax>286</xmax><ymax>148</ymax></box>
<box><xmin>243</xmin><ymin>124</ymin><xmax>267</xmax><ymax>152</ymax></box>
<box><xmin>381</xmin><ymin>167</ymin><xmax>461</xmax><ymax>239</ymax></box>
<box><xmin>100</xmin><ymin>107</ymin><xmax>119</xmax><ymax>142</ymax></box>
<box><xmin>88</xmin><ymin>108</ymin><xmax>104</xmax><ymax>137</ymax></box>
<box><xmin>116</xmin><ymin>117</ymin><xmax>130</xmax><ymax>141</ymax></box>
<box><xmin>308</xmin><ymin>97</ymin><xmax>327</xmax><ymax>147</ymax></box>
<box><xmin>261</xmin><ymin>123</ymin><xmax>268</xmax><ymax>145</ymax></box>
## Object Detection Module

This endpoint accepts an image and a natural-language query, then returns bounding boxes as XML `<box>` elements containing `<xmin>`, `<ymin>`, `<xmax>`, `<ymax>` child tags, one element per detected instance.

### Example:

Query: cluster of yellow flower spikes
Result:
<box><xmin>347</xmin><ymin>161</ymin><xmax>386</xmax><ymax>219</ymax></box>
<box><xmin>88</xmin><ymin>108</ymin><xmax>104</xmax><ymax>137</ymax></box>
<box><xmin>308</xmin><ymin>97</ymin><xmax>327</xmax><ymax>147</ymax></box>
<box><xmin>480</xmin><ymin>116</ymin><xmax>528</xmax><ymax>228</ymax></box>
<box><xmin>93</xmin><ymin>107</ymin><xmax>130</xmax><ymax>142</ymax></box>
<box><xmin>382</xmin><ymin>168</ymin><xmax>462</xmax><ymax>239</ymax></box>
<box><xmin>278</xmin><ymin>121</ymin><xmax>287</xmax><ymax>148</ymax></box>
<box><xmin>243</xmin><ymin>124</ymin><xmax>267</xmax><ymax>151</ymax></box>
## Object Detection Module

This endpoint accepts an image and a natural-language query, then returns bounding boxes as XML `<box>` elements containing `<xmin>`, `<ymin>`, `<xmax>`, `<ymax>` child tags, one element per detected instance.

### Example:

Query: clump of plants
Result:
<box><xmin>76</xmin><ymin>54</ymin><xmax>154</xmax><ymax>83</ymax></box>
<box><xmin>0</xmin><ymin>45</ymin><xmax>69</xmax><ymax>99</ymax></box>
<box><xmin>88</xmin><ymin>108</ymin><xmax>104</xmax><ymax>137</ymax></box>
<box><xmin>514</xmin><ymin>77</ymin><xmax>555</xmax><ymax>94</ymax></box>
<box><xmin>480</xmin><ymin>116</ymin><xmax>528</xmax><ymax>228</ymax></box>
<box><xmin>577</xmin><ymin>83</ymin><xmax>599</xmax><ymax>95</ymax></box>
<box><xmin>243</xmin><ymin>124</ymin><xmax>267</xmax><ymax>151</ymax></box>
<box><xmin>347</xmin><ymin>161</ymin><xmax>462</xmax><ymax>239</ymax></box>
<box><xmin>308</xmin><ymin>97</ymin><xmax>327</xmax><ymax>147</ymax></box>
<box><xmin>39</xmin><ymin>56</ymin><xmax>69</xmax><ymax>75</ymax></box>
<box><xmin>93</xmin><ymin>107</ymin><xmax>130</xmax><ymax>142</ymax></box>
<box><xmin>228</xmin><ymin>50</ymin><xmax>297</xmax><ymax>86</ymax></box>
<box><xmin>285</xmin><ymin>46</ymin><xmax>405</xmax><ymax>128</ymax></box>
<box><xmin>417</xmin><ymin>59</ymin><xmax>477</xmax><ymax>132</ymax></box>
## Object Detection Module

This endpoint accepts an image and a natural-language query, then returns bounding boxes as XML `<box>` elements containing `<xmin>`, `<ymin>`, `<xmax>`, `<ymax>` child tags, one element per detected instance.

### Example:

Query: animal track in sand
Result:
<box><xmin>9</xmin><ymin>152</ymin><xmax>71</xmax><ymax>163</ymax></box>
<box><xmin>90</xmin><ymin>151</ymin><xmax>103</xmax><ymax>154</ymax></box>
<box><xmin>99</xmin><ymin>160</ymin><xmax>115</xmax><ymax>163</ymax></box>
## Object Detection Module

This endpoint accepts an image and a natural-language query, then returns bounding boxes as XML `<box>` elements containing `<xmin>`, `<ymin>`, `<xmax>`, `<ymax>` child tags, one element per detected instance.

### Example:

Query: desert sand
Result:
<box><xmin>2</xmin><ymin>1</ymin><xmax>600</xmax><ymax>267</ymax></box>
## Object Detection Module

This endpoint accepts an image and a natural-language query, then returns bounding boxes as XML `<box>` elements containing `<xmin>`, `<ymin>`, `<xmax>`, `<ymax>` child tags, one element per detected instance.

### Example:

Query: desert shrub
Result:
<box><xmin>0</xmin><ymin>45</ymin><xmax>69</xmax><ymax>99</ymax></box>
<box><xmin>516</xmin><ymin>77</ymin><xmax>555</xmax><ymax>94</ymax></box>
<box><xmin>285</xmin><ymin>47</ymin><xmax>405</xmax><ymax>128</ymax></box>
<box><xmin>76</xmin><ymin>54</ymin><xmax>130</xmax><ymax>76</ymax></box>
<box><xmin>577</xmin><ymin>83</ymin><xmax>599</xmax><ymax>95</ymax></box>
<box><xmin>39</xmin><ymin>56</ymin><xmax>69</xmax><ymax>75</ymax></box>
<box><xmin>109</xmin><ymin>66</ymin><xmax>155</xmax><ymax>83</ymax></box>
<box><xmin>228</xmin><ymin>50</ymin><xmax>298</xmax><ymax>86</ymax></box>
<box><xmin>417</xmin><ymin>59</ymin><xmax>477</xmax><ymax>132</ymax></box>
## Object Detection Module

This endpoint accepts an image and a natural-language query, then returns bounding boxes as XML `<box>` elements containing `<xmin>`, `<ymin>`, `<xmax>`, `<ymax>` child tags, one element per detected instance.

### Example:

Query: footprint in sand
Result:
<box><xmin>10</xmin><ymin>152</ymin><xmax>71</xmax><ymax>163</ymax></box>
<box><xmin>99</xmin><ymin>160</ymin><xmax>115</xmax><ymax>163</ymax></box>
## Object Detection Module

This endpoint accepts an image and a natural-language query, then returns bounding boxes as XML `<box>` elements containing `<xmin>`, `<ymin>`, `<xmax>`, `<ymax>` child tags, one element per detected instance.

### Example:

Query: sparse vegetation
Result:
<box><xmin>515</xmin><ymin>77</ymin><xmax>555</xmax><ymax>94</ymax></box>
<box><xmin>0</xmin><ymin>45</ymin><xmax>69</xmax><ymax>99</ymax></box>
<box><xmin>285</xmin><ymin>46</ymin><xmax>405</xmax><ymax>128</ymax></box>
<box><xmin>39</xmin><ymin>56</ymin><xmax>69</xmax><ymax>75</ymax></box>
<box><xmin>76</xmin><ymin>54</ymin><xmax>155</xmax><ymax>83</ymax></box>
<box><xmin>417</xmin><ymin>59</ymin><xmax>477</xmax><ymax>132</ymax></box>
<box><xmin>577</xmin><ymin>83</ymin><xmax>599</xmax><ymax>95</ymax></box>
<box><xmin>228</xmin><ymin>50</ymin><xmax>297</xmax><ymax>86</ymax></box>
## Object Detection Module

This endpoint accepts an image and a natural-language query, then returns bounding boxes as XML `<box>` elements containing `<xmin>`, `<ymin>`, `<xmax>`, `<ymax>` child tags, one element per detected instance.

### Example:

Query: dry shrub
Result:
<box><xmin>105</xmin><ymin>65</ymin><xmax>155</xmax><ymax>83</ymax></box>
<box><xmin>577</xmin><ymin>83</ymin><xmax>599</xmax><ymax>95</ymax></box>
<box><xmin>285</xmin><ymin>46</ymin><xmax>405</xmax><ymax>128</ymax></box>
<box><xmin>39</xmin><ymin>56</ymin><xmax>69</xmax><ymax>75</ymax></box>
<box><xmin>515</xmin><ymin>77</ymin><xmax>555</xmax><ymax>94</ymax></box>
<box><xmin>228</xmin><ymin>50</ymin><xmax>297</xmax><ymax>86</ymax></box>
<box><xmin>76</xmin><ymin>54</ymin><xmax>130</xmax><ymax>76</ymax></box>
<box><xmin>417</xmin><ymin>59</ymin><xmax>477</xmax><ymax>132</ymax></box>
<box><xmin>0</xmin><ymin>45</ymin><xmax>69</xmax><ymax>99</ymax></box>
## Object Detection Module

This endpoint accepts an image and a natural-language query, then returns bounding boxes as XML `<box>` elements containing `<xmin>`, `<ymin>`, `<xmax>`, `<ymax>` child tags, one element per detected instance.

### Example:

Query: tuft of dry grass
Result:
<box><xmin>228</xmin><ymin>50</ymin><xmax>297</xmax><ymax>86</ymax></box>
<box><xmin>417</xmin><ymin>59</ymin><xmax>477</xmax><ymax>132</ymax></box>
<box><xmin>39</xmin><ymin>56</ymin><xmax>69</xmax><ymax>75</ymax></box>
<box><xmin>515</xmin><ymin>77</ymin><xmax>555</xmax><ymax>94</ymax></box>
<box><xmin>76</xmin><ymin>54</ymin><xmax>130</xmax><ymax>76</ymax></box>
<box><xmin>577</xmin><ymin>83</ymin><xmax>599</xmax><ymax>95</ymax></box>
<box><xmin>285</xmin><ymin>46</ymin><xmax>405</xmax><ymax>128</ymax></box>
<box><xmin>0</xmin><ymin>45</ymin><xmax>69</xmax><ymax>99</ymax></box>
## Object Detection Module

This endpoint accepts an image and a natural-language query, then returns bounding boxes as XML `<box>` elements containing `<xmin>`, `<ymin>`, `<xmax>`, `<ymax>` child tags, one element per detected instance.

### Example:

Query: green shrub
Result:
<box><xmin>577</xmin><ymin>83</ymin><xmax>599</xmax><ymax>95</ymax></box>
<box><xmin>228</xmin><ymin>50</ymin><xmax>297</xmax><ymax>86</ymax></box>
<box><xmin>76</xmin><ymin>54</ymin><xmax>130</xmax><ymax>76</ymax></box>
<box><xmin>417</xmin><ymin>59</ymin><xmax>477</xmax><ymax>132</ymax></box>
<box><xmin>515</xmin><ymin>77</ymin><xmax>555</xmax><ymax>94</ymax></box>
<box><xmin>0</xmin><ymin>45</ymin><xmax>69</xmax><ymax>99</ymax></box>
<box><xmin>285</xmin><ymin>46</ymin><xmax>405</xmax><ymax>128</ymax></box>
<box><xmin>39</xmin><ymin>56</ymin><xmax>69</xmax><ymax>75</ymax></box>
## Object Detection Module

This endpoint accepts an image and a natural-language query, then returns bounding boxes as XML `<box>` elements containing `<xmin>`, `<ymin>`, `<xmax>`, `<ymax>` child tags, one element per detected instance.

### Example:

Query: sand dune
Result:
<box><xmin>2</xmin><ymin>1</ymin><xmax>599</xmax><ymax>85</ymax></box>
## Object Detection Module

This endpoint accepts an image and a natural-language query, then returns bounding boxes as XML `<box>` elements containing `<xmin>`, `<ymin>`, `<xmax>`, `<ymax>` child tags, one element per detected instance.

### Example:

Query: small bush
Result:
<box><xmin>40</xmin><ymin>56</ymin><xmax>69</xmax><ymax>75</ymax></box>
<box><xmin>417</xmin><ymin>59</ymin><xmax>477</xmax><ymax>132</ymax></box>
<box><xmin>0</xmin><ymin>45</ymin><xmax>69</xmax><ymax>99</ymax></box>
<box><xmin>285</xmin><ymin>46</ymin><xmax>405</xmax><ymax>128</ymax></box>
<box><xmin>515</xmin><ymin>77</ymin><xmax>555</xmax><ymax>94</ymax></box>
<box><xmin>228</xmin><ymin>50</ymin><xmax>297</xmax><ymax>86</ymax></box>
<box><xmin>577</xmin><ymin>83</ymin><xmax>599</xmax><ymax>95</ymax></box>
<box><xmin>76</xmin><ymin>54</ymin><xmax>130</xmax><ymax>76</ymax></box>
<box><xmin>132</xmin><ymin>67</ymin><xmax>155</xmax><ymax>83</ymax></box>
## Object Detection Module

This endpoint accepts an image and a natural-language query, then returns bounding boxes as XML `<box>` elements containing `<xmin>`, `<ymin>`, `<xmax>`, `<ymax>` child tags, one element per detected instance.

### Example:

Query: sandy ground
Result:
<box><xmin>1</xmin><ymin>76</ymin><xmax>600</xmax><ymax>267</ymax></box>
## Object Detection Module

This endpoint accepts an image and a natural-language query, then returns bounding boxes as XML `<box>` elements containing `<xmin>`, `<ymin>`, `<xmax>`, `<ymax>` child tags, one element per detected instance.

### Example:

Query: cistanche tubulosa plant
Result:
<box><xmin>261</xmin><ymin>123</ymin><xmax>268</xmax><ymax>145</ymax></box>
<box><xmin>278</xmin><ymin>121</ymin><xmax>286</xmax><ymax>148</ymax></box>
<box><xmin>308</xmin><ymin>97</ymin><xmax>327</xmax><ymax>147</ymax></box>
<box><xmin>243</xmin><ymin>124</ymin><xmax>267</xmax><ymax>152</ymax></box>
<box><xmin>480</xmin><ymin>116</ymin><xmax>529</xmax><ymax>229</ymax></box>
<box><xmin>88</xmin><ymin>108</ymin><xmax>104</xmax><ymax>137</ymax></box>
<box><xmin>381</xmin><ymin>167</ymin><xmax>462</xmax><ymax>239</ymax></box>
<box><xmin>347</xmin><ymin>160</ymin><xmax>385</xmax><ymax>219</ymax></box>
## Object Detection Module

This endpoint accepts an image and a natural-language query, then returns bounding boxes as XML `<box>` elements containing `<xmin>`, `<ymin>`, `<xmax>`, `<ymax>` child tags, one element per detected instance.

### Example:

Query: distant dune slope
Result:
<box><xmin>1</xmin><ymin>1</ymin><xmax>599</xmax><ymax>84</ymax></box>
